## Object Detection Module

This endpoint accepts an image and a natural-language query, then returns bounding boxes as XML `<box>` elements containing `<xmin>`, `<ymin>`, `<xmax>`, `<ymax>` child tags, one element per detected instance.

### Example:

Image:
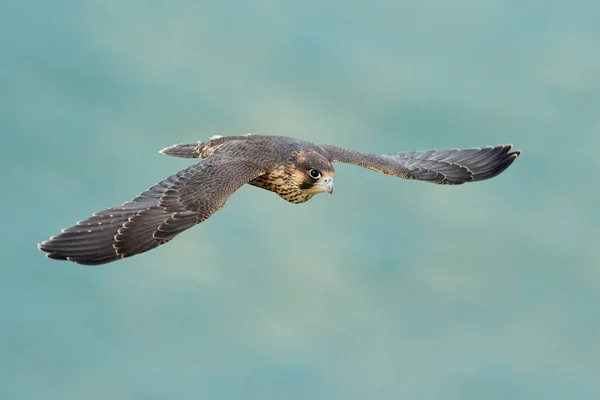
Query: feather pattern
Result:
<box><xmin>321</xmin><ymin>144</ymin><xmax>520</xmax><ymax>184</ymax></box>
<box><xmin>39</xmin><ymin>146</ymin><xmax>266</xmax><ymax>265</ymax></box>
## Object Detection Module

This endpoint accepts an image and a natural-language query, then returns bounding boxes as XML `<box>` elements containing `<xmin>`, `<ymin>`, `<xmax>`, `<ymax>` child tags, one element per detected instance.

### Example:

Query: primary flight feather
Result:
<box><xmin>38</xmin><ymin>135</ymin><xmax>520</xmax><ymax>265</ymax></box>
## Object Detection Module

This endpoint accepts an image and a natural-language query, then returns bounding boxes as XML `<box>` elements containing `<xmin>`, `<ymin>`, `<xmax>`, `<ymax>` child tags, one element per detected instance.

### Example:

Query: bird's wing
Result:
<box><xmin>321</xmin><ymin>144</ymin><xmax>520</xmax><ymax>184</ymax></box>
<box><xmin>38</xmin><ymin>151</ymin><xmax>266</xmax><ymax>265</ymax></box>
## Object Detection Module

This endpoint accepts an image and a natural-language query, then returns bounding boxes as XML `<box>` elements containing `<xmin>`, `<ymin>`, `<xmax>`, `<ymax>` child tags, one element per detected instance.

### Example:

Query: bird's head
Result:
<box><xmin>281</xmin><ymin>149</ymin><xmax>335</xmax><ymax>203</ymax></box>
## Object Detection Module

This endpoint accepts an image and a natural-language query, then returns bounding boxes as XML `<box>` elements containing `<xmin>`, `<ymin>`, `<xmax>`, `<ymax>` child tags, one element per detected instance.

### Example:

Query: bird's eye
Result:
<box><xmin>309</xmin><ymin>169</ymin><xmax>321</xmax><ymax>179</ymax></box>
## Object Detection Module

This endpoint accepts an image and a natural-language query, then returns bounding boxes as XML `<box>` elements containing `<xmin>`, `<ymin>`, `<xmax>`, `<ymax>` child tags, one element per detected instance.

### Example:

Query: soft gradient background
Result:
<box><xmin>2</xmin><ymin>1</ymin><xmax>599</xmax><ymax>399</ymax></box>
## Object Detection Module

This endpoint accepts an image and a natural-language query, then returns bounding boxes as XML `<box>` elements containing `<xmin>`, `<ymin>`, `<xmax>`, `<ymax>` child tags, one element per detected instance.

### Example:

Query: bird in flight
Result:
<box><xmin>38</xmin><ymin>135</ymin><xmax>520</xmax><ymax>265</ymax></box>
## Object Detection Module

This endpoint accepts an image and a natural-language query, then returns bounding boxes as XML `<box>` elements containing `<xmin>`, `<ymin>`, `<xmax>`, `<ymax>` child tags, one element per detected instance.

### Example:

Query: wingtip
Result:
<box><xmin>505</xmin><ymin>153</ymin><xmax>520</xmax><ymax>166</ymax></box>
<box><xmin>42</xmin><ymin>248</ymin><xmax>68</xmax><ymax>261</ymax></box>
<box><xmin>38</xmin><ymin>239</ymin><xmax>53</xmax><ymax>251</ymax></box>
<box><xmin>45</xmin><ymin>253</ymin><xmax>63</xmax><ymax>261</ymax></box>
<box><xmin>503</xmin><ymin>144</ymin><xmax>521</xmax><ymax>157</ymax></box>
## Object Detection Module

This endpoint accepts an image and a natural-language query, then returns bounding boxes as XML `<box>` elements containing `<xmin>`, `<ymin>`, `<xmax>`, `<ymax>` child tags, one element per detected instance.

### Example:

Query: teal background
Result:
<box><xmin>2</xmin><ymin>1</ymin><xmax>599</xmax><ymax>399</ymax></box>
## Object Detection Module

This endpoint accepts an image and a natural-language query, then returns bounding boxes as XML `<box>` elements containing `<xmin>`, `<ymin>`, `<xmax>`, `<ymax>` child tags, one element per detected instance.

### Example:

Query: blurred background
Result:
<box><xmin>2</xmin><ymin>0</ymin><xmax>599</xmax><ymax>399</ymax></box>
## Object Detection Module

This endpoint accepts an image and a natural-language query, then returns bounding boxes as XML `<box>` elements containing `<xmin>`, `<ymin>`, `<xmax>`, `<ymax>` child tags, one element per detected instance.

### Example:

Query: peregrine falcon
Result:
<box><xmin>38</xmin><ymin>135</ymin><xmax>520</xmax><ymax>265</ymax></box>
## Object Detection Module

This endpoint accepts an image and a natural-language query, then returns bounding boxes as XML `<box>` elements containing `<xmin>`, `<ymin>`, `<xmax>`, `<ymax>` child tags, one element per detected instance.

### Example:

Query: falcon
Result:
<box><xmin>38</xmin><ymin>135</ymin><xmax>520</xmax><ymax>265</ymax></box>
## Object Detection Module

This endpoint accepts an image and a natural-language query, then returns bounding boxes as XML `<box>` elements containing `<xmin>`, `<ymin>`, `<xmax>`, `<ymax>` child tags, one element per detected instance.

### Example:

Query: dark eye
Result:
<box><xmin>309</xmin><ymin>169</ymin><xmax>321</xmax><ymax>179</ymax></box>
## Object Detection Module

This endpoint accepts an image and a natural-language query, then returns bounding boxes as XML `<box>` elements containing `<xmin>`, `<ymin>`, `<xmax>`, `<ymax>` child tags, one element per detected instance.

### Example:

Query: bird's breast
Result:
<box><xmin>247</xmin><ymin>165</ymin><xmax>313</xmax><ymax>204</ymax></box>
<box><xmin>247</xmin><ymin>165</ymin><xmax>286</xmax><ymax>192</ymax></box>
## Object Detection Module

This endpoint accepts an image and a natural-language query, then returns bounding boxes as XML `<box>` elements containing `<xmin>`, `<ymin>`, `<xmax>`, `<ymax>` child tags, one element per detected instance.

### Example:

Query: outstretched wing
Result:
<box><xmin>321</xmin><ymin>144</ymin><xmax>520</xmax><ymax>184</ymax></box>
<box><xmin>38</xmin><ymin>152</ymin><xmax>266</xmax><ymax>265</ymax></box>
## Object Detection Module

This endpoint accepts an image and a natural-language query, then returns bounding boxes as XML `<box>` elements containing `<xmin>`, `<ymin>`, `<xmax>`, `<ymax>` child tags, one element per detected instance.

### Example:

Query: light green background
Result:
<box><xmin>2</xmin><ymin>1</ymin><xmax>599</xmax><ymax>399</ymax></box>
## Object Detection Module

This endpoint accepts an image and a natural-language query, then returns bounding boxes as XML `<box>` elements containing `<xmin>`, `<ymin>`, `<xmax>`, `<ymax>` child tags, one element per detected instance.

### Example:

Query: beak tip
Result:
<box><xmin>319</xmin><ymin>178</ymin><xmax>334</xmax><ymax>195</ymax></box>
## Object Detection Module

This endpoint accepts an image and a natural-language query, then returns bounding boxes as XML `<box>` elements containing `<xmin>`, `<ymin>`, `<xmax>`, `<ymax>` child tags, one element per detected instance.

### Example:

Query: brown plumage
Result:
<box><xmin>38</xmin><ymin>134</ymin><xmax>521</xmax><ymax>265</ymax></box>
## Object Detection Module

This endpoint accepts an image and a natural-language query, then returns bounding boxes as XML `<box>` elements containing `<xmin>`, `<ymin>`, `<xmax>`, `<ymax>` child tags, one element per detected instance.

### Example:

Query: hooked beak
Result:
<box><xmin>319</xmin><ymin>177</ymin><xmax>334</xmax><ymax>194</ymax></box>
